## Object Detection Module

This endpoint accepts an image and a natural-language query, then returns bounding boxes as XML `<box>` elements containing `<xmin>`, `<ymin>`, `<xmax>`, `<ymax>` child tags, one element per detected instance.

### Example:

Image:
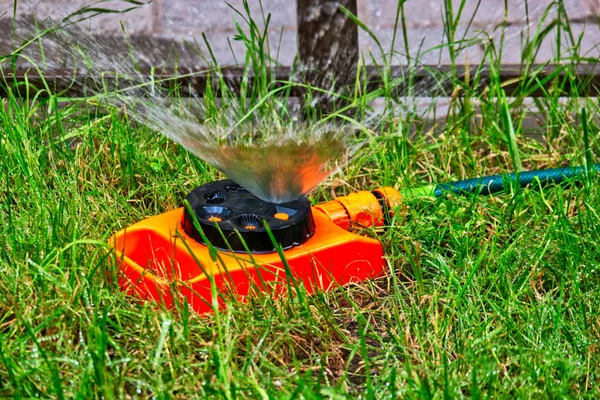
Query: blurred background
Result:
<box><xmin>1</xmin><ymin>0</ymin><xmax>599</xmax><ymax>68</ymax></box>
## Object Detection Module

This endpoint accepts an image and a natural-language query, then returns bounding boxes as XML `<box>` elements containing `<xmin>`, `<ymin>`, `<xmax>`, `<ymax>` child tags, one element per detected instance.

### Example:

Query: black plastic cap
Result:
<box><xmin>182</xmin><ymin>180</ymin><xmax>316</xmax><ymax>253</ymax></box>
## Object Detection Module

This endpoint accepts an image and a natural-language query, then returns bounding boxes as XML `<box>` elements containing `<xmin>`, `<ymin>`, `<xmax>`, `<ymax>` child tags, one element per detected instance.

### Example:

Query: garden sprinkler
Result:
<box><xmin>110</xmin><ymin>179</ymin><xmax>396</xmax><ymax>314</ymax></box>
<box><xmin>109</xmin><ymin>164</ymin><xmax>598</xmax><ymax>314</ymax></box>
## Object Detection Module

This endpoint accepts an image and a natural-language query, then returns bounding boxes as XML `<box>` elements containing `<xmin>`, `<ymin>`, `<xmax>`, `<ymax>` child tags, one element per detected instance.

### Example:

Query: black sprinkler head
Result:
<box><xmin>183</xmin><ymin>180</ymin><xmax>316</xmax><ymax>253</ymax></box>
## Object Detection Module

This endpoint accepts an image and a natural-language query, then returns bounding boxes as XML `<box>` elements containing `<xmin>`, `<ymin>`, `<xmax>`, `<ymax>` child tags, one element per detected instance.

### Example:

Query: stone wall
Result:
<box><xmin>1</xmin><ymin>0</ymin><xmax>599</xmax><ymax>67</ymax></box>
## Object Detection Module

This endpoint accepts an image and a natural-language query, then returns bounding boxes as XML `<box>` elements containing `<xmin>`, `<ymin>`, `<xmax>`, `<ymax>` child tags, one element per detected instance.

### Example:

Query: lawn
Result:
<box><xmin>1</xmin><ymin>1</ymin><xmax>600</xmax><ymax>398</ymax></box>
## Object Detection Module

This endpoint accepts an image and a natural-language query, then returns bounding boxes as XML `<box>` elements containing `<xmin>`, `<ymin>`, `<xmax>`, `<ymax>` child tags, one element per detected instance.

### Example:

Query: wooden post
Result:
<box><xmin>296</xmin><ymin>0</ymin><xmax>359</xmax><ymax>114</ymax></box>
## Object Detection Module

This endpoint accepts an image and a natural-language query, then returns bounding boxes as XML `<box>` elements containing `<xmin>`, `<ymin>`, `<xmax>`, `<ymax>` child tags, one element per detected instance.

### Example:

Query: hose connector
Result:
<box><xmin>315</xmin><ymin>186</ymin><xmax>403</xmax><ymax>230</ymax></box>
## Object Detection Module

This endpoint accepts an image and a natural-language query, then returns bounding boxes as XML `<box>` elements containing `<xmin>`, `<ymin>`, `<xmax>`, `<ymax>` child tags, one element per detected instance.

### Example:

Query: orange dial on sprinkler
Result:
<box><xmin>109</xmin><ymin>180</ymin><xmax>401</xmax><ymax>314</ymax></box>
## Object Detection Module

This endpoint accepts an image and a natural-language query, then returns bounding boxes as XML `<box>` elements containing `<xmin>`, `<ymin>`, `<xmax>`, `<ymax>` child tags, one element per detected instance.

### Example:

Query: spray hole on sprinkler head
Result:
<box><xmin>234</xmin><ymin>213</ymin><xmax>263</xmax><ymax>231</ymax></box>
<box><xmin>197</xmin><ymin>205</ymin><xmax>233</xmax><ymax>222</ymax></box>
<box><xmin>224</xmin><ymin>184</ymin><xmax>246</xmax><ymax>192</ymax></box>
<box><xmin>204</xmin><ymin>191</ymin><xmax>227</xmax><ymax>204</ymax></box>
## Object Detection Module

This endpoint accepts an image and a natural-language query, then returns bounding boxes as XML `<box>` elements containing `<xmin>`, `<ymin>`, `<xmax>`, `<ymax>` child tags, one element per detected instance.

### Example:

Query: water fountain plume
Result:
<box><xmin>185</xmin><ymin>125</ymin><xmax>353</xmax><ymax>203</ymax></box>
<box><xmin>116</xmin><ymin>88</ymin><xmax>362</xmax><ymax>203</ymax></box>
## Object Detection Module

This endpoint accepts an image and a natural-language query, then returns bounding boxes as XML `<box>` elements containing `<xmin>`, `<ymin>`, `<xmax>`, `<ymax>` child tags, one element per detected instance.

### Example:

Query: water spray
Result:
<box><xmin>109</xmin><ymin>164</ymin><xmax>597</xmax><ymax>314</ymax></box>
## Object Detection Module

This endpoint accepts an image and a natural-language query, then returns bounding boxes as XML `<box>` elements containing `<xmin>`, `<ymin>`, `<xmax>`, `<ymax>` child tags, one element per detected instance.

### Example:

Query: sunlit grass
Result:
<box><xmin>1</xmin><ymin>0</ymin><xmax>600</xmax><ymax>398</ymax></box>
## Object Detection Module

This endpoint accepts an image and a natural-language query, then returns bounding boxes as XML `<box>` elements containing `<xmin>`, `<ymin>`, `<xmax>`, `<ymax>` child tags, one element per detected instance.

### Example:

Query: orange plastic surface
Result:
<box><xmin>314</xmin><ymin>200</ymin><xmax>350</xmax><ymax>230</ymax></box>
<box><xmin>110</xmin><ymin>207</ymin><xmax>386</xmax><ymax>314</ymax></box>
<box><xmin>373</xmin><ymin>187</ymin><xmax>403</xmax><ymax>218</ymax></box>
<box><xmin>335</xmin><ymin>191</ymin><xmax>384</xmax><ymax>228</ymax></box>
<box><xmin>273</xmin><ymin>212</ymin><xmax>289</xmax><ymax>221</ymax></box>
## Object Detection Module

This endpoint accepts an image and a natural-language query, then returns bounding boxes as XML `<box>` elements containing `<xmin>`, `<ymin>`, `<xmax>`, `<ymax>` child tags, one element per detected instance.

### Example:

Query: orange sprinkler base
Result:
<box><xmin>110</xmin><ymin>186</ymin><xmax>401</xmax><ymax>314</ymax></box>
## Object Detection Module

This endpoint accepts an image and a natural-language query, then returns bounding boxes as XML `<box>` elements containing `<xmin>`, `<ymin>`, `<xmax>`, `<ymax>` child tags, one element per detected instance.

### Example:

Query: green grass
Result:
<box><xmin>1</xmin><ymin>0</ymin><xmax>600</xmax><ymax>398</ymax></box>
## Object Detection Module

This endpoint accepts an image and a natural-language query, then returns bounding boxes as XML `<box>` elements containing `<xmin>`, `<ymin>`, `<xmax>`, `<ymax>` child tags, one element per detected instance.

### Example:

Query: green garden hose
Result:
<box><xmin>404</xmin><ymin>164</ymin><xmax>599</xmax><ymax>199</ymax></box>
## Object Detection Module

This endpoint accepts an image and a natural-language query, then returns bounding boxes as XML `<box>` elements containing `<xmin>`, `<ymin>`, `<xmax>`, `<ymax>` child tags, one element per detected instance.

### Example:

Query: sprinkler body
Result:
<box><xmin>110</xmin><ymin>180</ymin><xmax>400</xmax><ymax>314</ymax></box>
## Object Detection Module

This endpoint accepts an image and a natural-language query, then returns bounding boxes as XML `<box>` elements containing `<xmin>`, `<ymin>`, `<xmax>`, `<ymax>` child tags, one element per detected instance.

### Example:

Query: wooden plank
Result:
<box><xmin>296</xmin><ymin>0</ymin><xmax>359</xmax><ymax>112</ymax></box>
<box><xmin>2</xmin><ymin>64</ymin><xmax>600</xmax><ymax>98</ymax></box>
